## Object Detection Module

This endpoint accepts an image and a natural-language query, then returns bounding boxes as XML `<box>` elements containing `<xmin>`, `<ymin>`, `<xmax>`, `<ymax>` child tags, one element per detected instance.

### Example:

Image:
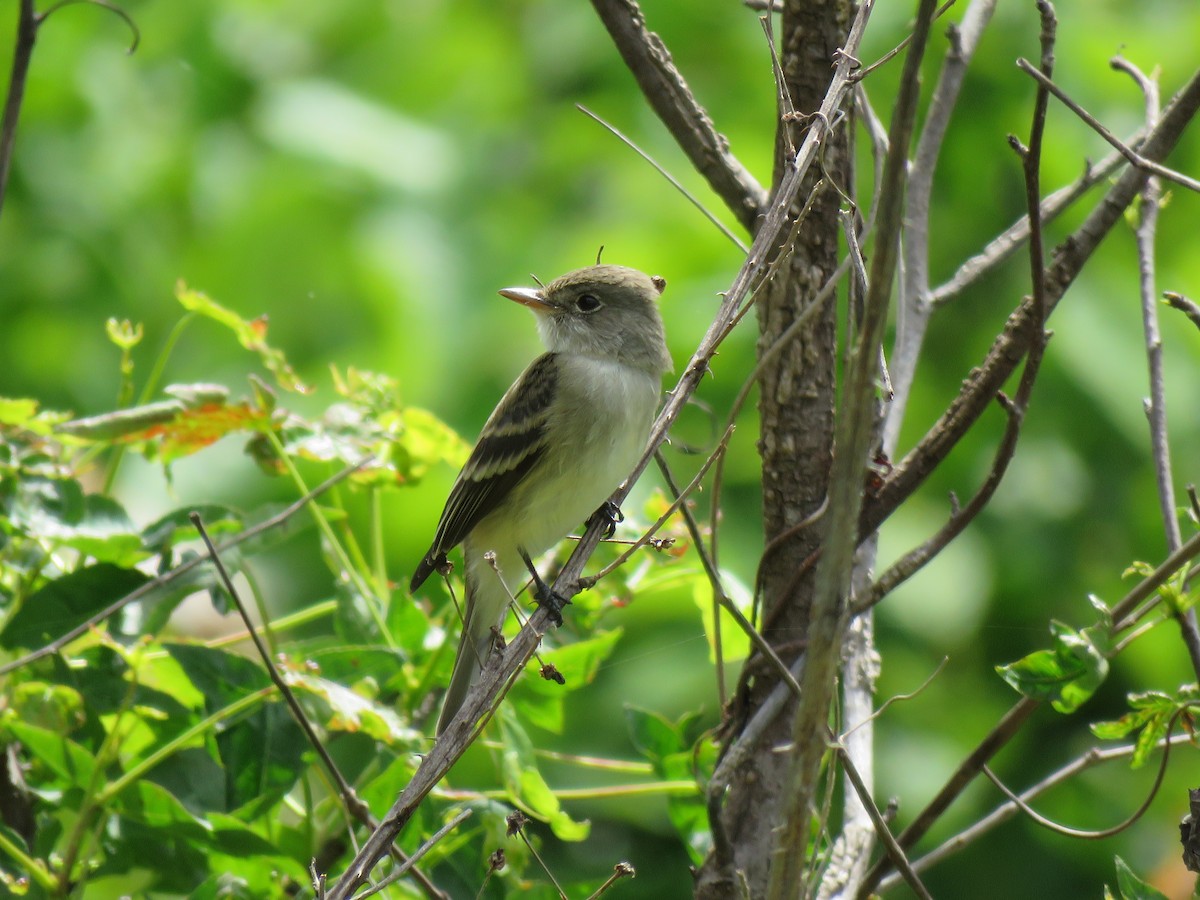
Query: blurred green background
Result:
<box><xmin>3</xmin><ymin>0</ymin><xmax>1200</xmax><ymax>896</ymax></box>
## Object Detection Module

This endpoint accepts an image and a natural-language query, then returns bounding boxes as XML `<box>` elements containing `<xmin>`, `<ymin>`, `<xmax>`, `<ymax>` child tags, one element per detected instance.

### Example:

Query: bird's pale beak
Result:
<box><xmin>498</xmin><ymin>286</ymin><xmax>556</xmax><ymax>314</ymax></box>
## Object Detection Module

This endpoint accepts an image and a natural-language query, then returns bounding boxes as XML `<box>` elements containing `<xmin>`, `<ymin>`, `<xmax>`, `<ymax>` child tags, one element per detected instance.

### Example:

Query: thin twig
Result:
<box><xmin>1111</xmin><ymin>529</ymin><xmax>1200</xmax><ymax>629</ymax></box>
<box><xmin>190</xmin><ymin>512</ymin><xmax>447</xmax><ymax>900</ymax></box>
<box><xmin>980</xmin><ymin>733</ymin><xmax>1172</xmax><ymax>841</ymax></box>
<box><xmin>1112</xmin><ymin>54</ymin><xmax>1200</xmax><ymax>680</ymax></box>
<box><xmin>927</xmin><ymin>138</ymin><xmax>1137</xmax><ymax>308</ymax></box>
<box><xmin>885</xmin><ymin>0</ymin><xmax>998</xmax><ymax>455</ymax></box>
<box><xmin>878</xmin><ymin>733</ymin><xmax>1194</xmax><ymax>891</ymax></box>
<box><xmin>841</xmin><ymin>657</ymin><xmax>948</xmax><ymax>738</ymax></box>
<box><xmin>589</xmin><ymin>0</ymin><xmax>767</xmax><ymax>230</ymax></box>
<box><xmin>834</xmin><ymin>739</ymin><xmax>933</xmax><ymax>900</ymax></box>
<box><xmin>580</xmin><ymin>428</ymin><xmax>733</xmax><ymax>587</ymax></box>
<box><xmin>354</xmin><ymin>809</ymin><xmax>471</xmax><ymax>900</ymax></box>
<box><xmin>856</xmin><ymin>697</ymin><xmax>1040</xmax><ymax>898</ymax></box>
<box><xmin>851</xmin><ymin>0</ymin><xmax>958</xmax><ymax>83</ymax></box>
<box><xmin>1017</xmin><ymin>58</ymin><xmax>1200</xmax><ymax>194</ymax></box>
<box><xmin>191</xmin><ymin>514</ymin><xmax>369</xmax><ymax>817</ymax></box>
<box><xmin>1164</xmin><ymin>291</ymin><xmax>1200</xmax><ymax>330</ymax></box>
<box><xmin>577</xmin><ymin>105</ymin><xmax>747</xmax><ymax>252</ymax></box>
<box><xmin>0</xmin><ymin>458</ymin><xmax>373</xmax><ymax>676</ymax></box>
<box><xmin>0</xmin><ymin>0</ymin><xmax>38</xmax><ymax>218</ymax></box>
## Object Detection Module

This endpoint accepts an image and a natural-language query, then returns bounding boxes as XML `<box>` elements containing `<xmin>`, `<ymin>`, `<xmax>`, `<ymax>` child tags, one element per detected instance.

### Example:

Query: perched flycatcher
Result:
<box><xmin>410</xmin><ymin>264</ymin><xmax>672</xmax><ymax>734</ymax></box>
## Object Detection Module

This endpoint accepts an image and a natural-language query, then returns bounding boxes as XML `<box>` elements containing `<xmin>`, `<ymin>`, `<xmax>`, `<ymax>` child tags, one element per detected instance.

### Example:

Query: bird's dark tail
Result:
<box><xmin>435</xmin><ymin>574</ymin><xmax>489</xmax><ymax>735</ymax></box>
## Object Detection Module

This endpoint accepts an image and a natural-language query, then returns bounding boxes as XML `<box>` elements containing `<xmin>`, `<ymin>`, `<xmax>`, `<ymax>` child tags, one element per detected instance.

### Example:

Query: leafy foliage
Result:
<box><xmin>0</xmin><ymin>294</ymin><xmax>704</xmax><ymax>895</ymax></box>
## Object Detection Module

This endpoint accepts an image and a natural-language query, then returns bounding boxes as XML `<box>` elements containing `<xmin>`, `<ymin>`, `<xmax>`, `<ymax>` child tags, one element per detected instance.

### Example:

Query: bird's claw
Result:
<box><xmin>589</xmin><ymin>500</ymin><xmax>624</xmax><ymax>539</ymax></box>
<box><xmin>518</xmin><ymin>548</ymin><xmax>570</xmax><ymax>627</ymax></box>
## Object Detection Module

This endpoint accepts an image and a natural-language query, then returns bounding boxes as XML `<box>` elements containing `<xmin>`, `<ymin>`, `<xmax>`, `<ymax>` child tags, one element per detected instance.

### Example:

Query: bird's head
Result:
<box><xmin>499</xmin><ymin>264</ymin><xmax>672</xmax><ymax>375</ymax></box>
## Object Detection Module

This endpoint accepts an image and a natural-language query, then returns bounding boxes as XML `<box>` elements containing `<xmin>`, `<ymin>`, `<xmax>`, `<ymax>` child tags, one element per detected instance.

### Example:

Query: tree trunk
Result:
<box><xmin>695</xmin><ymin>1</ymin><xmax>852</xmax><ymax>897</ymax></box>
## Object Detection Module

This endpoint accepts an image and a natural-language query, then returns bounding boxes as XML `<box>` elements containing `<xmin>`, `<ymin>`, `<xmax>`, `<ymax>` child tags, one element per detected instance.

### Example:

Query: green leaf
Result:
<box><xmin>995</xmin><ymin>619</ymin><xmax>1109</xmax><ymax>713</ymax></box>
<box><xmin>693</xmin><ymin>568</ymin><xmax>751</xmax><ymax>663</ymax></box>
<box><xmin>4</xmin><ymin>721</ymin><xmax>96</xmax><ymax>787</ymax></box>
<box><xmin>285</xmin><ymin>671</ymin><xmax>419</xmax><ymax>745</ymax></box>
<box><xmin>0</xmin><ymin>398</ymin><xmax>39</xmax><ymax>427</ymax></box>
<box><xmin>1092</xmin><ymin>691</ymin><xmax>1180</xmax><ymax>768</ymax></box>
<box><xmin>625</xmin><ymin>706</ymin><xmax>684</xmax><ymax>768</ymax></box>
<box><xmin>509</xmin><ymin>629</ymin><xmax>623</xmax><ymax>732</ymax></box>
<box><xmin>165</xmin><ymin>643</ymin><xmax>271</xmax><ymax>710</ymax></box>
<box><xmin>53</xmin><ymin>495</ymin><xmax>146</xmax><ymax>567</ymax></box>
<box><xmin>0</xmin><ymin>563</ymin><xmax>149</xmax><ymax>650</ymax></box>
<box><xmin>176</xmin><ymin>284</ymin><xmax>312</xmax><ymax>394</ymax></box>
<box><xmin>116</xmin><ymin>780</ymin><xmax>212</xmax><ymax>840</ymax></box>
<box><xmin>393</xmin><ymin>406</ymin><xmax>470</xmax><ymax>484</ymax></box>
<box><xmin>219</xmin><ymin>702</ymin><xmax>307</xmax><ymax>819</ymax></box>
<box><xmin>1113</xmin><ymin>855</ymin><xmax>1169</xmax><ymax>899</ymax></box>
<box><xmin>10</xmin><ymin>682</ymin><xmax>85</xmax><ymax>733</ymax></box>
<box><xmin>497</xmin><ymin>709</ymin><xmax>590</xmax><ymax>841</ymax></box>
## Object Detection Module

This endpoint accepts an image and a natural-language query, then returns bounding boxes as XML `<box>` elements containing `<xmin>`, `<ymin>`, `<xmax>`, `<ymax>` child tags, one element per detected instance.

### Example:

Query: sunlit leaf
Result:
<box><xmin>1112</xmin><ymin>855</ymin><xmax>1169</xmax><ymax>899</ymax></box>
<box><xmin>497</xmin><ymin>709</ymin><xmax>590</xmax><ymax>841</ymax></box>
<box><xmin>285</xmin><ymin>670</ymin><xmax>419</xmax><ymax>745</ymax></box>
<box><xmin>176</xmin><ymin>284</ymin><xmax>312</xmax><ymax>394</ymax></box>
<box><xmin>996</xmin><ymin>619</ymin><xmax>1109</xmax><ymax>713</ymax></box>
<box><xmin>0</xmin><ymin>398</ymin><xmax>39</xmax><ymax>427</ymax></box>
<box><xmin>693</xmin><ymin>568</ymin><xmax>751</xmax><ymax>663</ymax></box>
<box><xmin>4</xmin><ymin>721</ymin><xmax>96</xmax><ymax>787</ymax></box>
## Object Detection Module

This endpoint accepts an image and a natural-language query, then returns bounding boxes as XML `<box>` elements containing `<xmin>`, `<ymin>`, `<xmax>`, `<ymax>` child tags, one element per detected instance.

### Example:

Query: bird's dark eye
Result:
<box><xmin>575</xmin><ymin>293</ymin><xmax>602</xmax><ymax>313</ymax></box>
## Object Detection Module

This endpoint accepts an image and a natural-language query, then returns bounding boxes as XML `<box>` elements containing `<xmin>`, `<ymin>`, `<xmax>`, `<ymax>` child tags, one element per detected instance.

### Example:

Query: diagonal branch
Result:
<box><xmin>861</xmin><ymin>64</ymin><xmax>1200</xmax><ymax>542</ymax></box>
<box><xmin>326</xmin><ymin>2</ymin><xmax>880</xmax><ymax>894</ymax></box>
<box><xmin>0</xmin><ymin>0</ymin><xmax>38</xmax><ymax>218</ymax></box>
<box><xmin>1018</xmin><ymin>58</ymin><xmax>1200</xmax><ymax>194</ymax></box>
<box><xmin>768</xmin><ymin>0</ymin><xmax>941</xmax><ymax>896</ymax></box>
<box><xmin>589</xmin><ymin>0</ymin><xmax>767</xmax><ymax>231</ymax></box>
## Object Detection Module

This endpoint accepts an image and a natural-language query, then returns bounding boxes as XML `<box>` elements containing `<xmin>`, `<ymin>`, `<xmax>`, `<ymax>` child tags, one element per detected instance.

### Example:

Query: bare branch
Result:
<box><xmin>856</xmin><ymin>697</ymin><xmax>1040</xmax><ymax>898</ymax></box>
<box><xmin>1017</xmin><ymin>57</ymin><xmax>1200</xmax><ymax>193</ymax></box>
<box><xmin>834</xmin><ymin>739</ymin><xmax>933</xmax><ymax>900</ymax></box>
<box><xmin>878</xmin><ymin>734</ymin><xmax>1194</xmax><ymax>891</ymax></box>
<box><xmin>1111</xmin><ymin>55</ymin><xmax>1200</xmax><ymax>679</ymax></box>
<box><xmin>589</xmin><ymin>0</ymin><xmax>767</xmax><ymax>230</ymax></box>
<box><xmin>577</xmin><ymin>104</ymin><xmax>748</xmax><ymax>252</ymax></box>
<box><xmin>861</xmin><ymin>64</ymin><xmax>1200</xmax><ymax>543</ymax></box>
<box><xmin>886</xmin><ymin>0</ymin><xmax>997</xmax><ymax>456</ymax></box>
<box><xmin>768</xmin><ymin>1</ymin><xmax>941</xmax><ymax>896</ymax></box>
<box><xmin>0</xmin><ymin>0</ymin><xmax>38</xmax><ymax>218</ymax></box>
<box><xmin>0</xmin><ymin>458</ymin><xmax>373</xmax><ymax>677</ymax></box>
<box><xmin>1164</xmin><ymin>290</ymin><xmax>1200</xmax><ymax>330</ymax></box>
<box><xmin>928</xmin><ymin>141</ymin><xmax>1135</xmax><ymax>307</ymax></box>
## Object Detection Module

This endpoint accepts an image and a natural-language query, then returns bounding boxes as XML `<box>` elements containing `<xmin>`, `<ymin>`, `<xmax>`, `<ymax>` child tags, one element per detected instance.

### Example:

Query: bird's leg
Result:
<box><xmin>517</xmin><ymin>548</ymin><xmax>569</xmax><ymax>627</ymax></box>
<box><xmin>587</xmin><ymin>499</ymin><xmax>624</xmax><ymax>539</ymax></box>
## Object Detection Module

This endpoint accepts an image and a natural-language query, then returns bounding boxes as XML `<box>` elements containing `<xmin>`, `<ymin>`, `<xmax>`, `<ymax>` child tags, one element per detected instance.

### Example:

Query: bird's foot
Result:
<box><xmin>588</xmin><ymin>500</ymin><xmax>624</xmax><ymax>539</ymax></box>
<box><xmin>518</xmin><ymin>548</ymin><xmax>569</xmax><ymax>627</ymax></box>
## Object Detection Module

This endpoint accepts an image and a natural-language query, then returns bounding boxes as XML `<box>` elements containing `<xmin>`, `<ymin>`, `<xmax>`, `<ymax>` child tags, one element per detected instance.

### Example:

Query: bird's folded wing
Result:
<box><xmin>409</xmin><ymin>353</ymin><xmax>559</xmax><ymax>591</ymax></box>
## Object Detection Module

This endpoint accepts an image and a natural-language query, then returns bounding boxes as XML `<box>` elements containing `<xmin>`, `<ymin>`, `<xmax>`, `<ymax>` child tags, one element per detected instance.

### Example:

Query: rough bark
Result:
<box><xmin>695</xmin><ymin>1</ymin><xmax>851</xmax><ymax>897</ymax></box>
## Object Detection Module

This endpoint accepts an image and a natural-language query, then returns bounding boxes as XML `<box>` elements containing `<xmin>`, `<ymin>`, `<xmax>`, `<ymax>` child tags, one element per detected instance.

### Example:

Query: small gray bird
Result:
<box><xmin>410</xmin><ymin>264</ymin><xmax>672</xmax><ymax>734</ymax></box>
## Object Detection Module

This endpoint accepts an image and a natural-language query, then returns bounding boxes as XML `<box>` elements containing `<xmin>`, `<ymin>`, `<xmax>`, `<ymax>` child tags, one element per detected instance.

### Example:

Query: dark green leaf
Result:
<box><xmin>0</xmin><ymin>563</ymin><xmax>149</xmax><ymax>650</ymax></box>
<box><xmin>625</xmin><ymin>706</ymin><xmax>683</xmax><ymax>768</ymax></box>
<box><xmin>141</xmin><ymin>504</ymin><xmax>244</xmax><ymax>554</ymax></box>
<box><xmin>165</xmin><ymin>643</ymin><xmax>271</xmax><ymax>711</ymax></box>
<box><xmin>218</xmin><ymin>701</ymin><xmax>307</xmax><ymax>819</ymax></box>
